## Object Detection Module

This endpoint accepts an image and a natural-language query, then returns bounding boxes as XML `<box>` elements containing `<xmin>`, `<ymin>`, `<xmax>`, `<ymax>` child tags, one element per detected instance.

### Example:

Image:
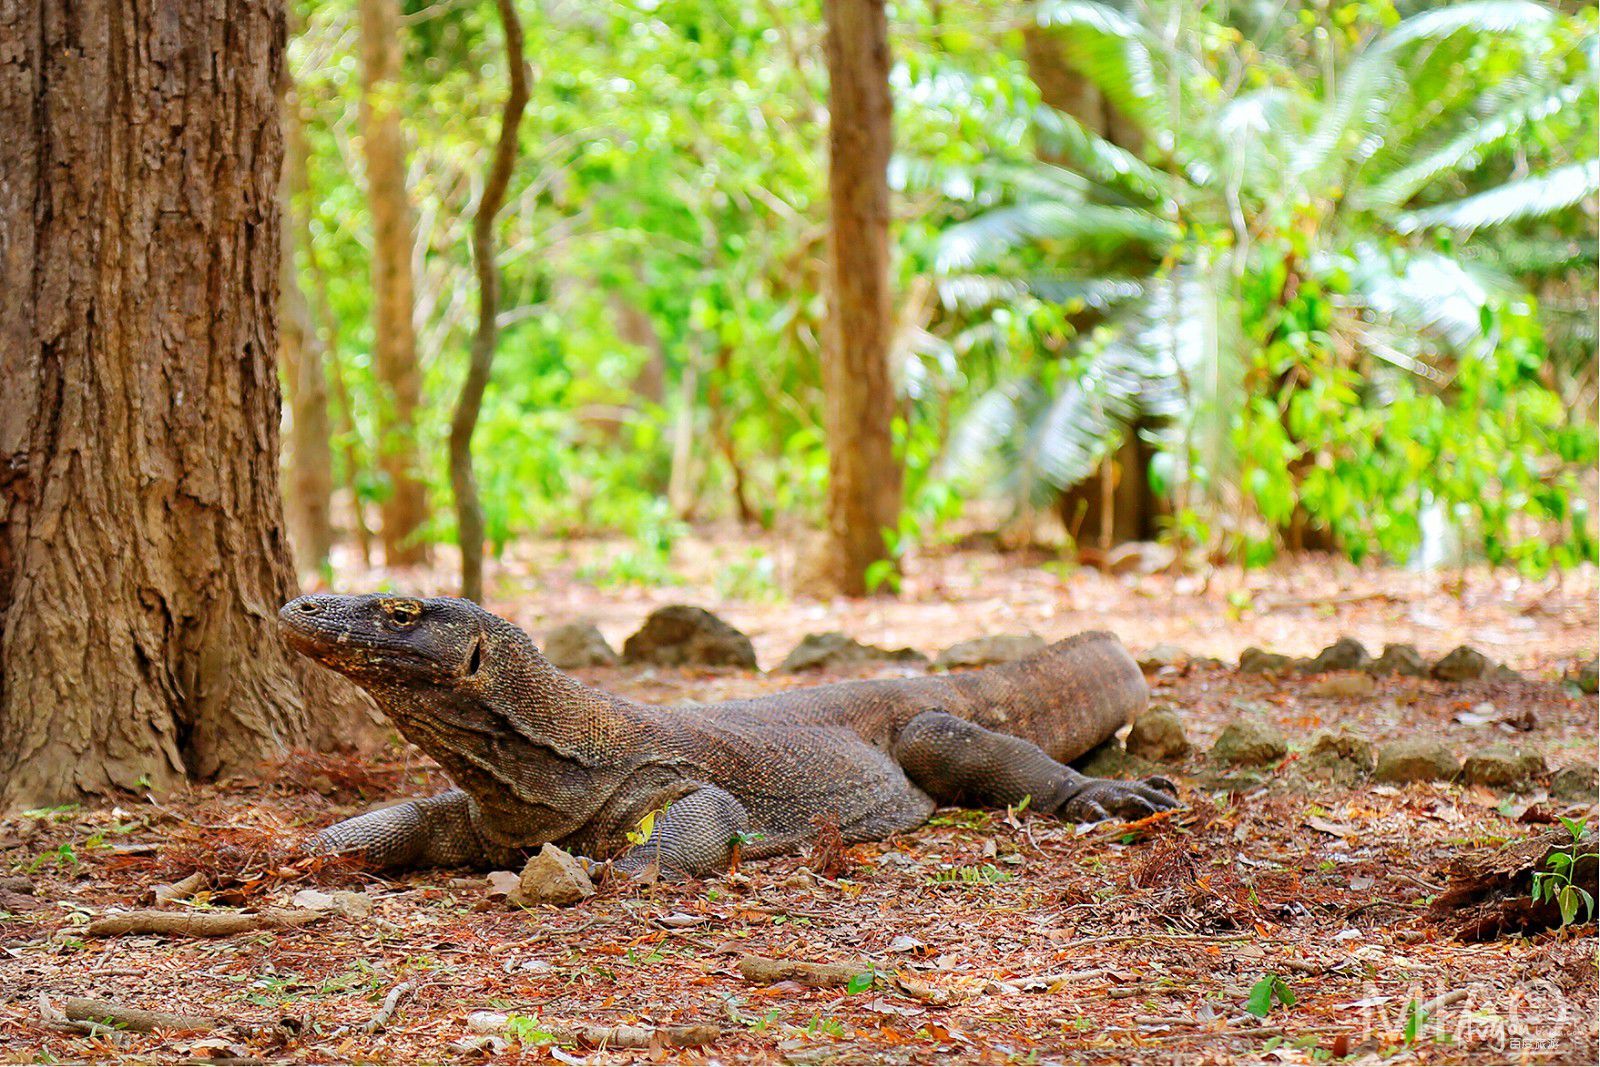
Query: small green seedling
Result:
<box><xmin>1531</xmin><ymin>817</ymin><xmax>1596</xmax><ymax>928</ymax></box>
<box><xmin>1245</xmin><ymin>974</ymin><xmax>1296</xmax><ymax>1018</ymax></box>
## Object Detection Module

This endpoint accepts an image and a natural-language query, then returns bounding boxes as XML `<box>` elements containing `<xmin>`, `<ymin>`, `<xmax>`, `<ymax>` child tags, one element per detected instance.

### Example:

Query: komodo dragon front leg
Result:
<box><xmin>893</xmin><ymin>710</ymin><xmax>1178</xmax><ymax>821</ymax></box>
<box><xmin>311</xmin><ymin>790</ymin><xmax>500</xmax><ymax>869</ymax></box>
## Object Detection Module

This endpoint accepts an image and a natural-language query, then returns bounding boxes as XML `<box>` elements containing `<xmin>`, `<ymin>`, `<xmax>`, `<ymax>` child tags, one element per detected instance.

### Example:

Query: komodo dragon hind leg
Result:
<box><xmin>892</xmin><ymin>710</ymin><xmax>1179</xmax><ymax>822</ymax></box>
<box><xmin>609</xmin><ymin>785</ymin><xmax>751</xmax><ymax>881</ymax></box>
<box><xmin>311</xmin><ymin>789</ymin><xmax>495</xmax><ymax>869</ymax></box>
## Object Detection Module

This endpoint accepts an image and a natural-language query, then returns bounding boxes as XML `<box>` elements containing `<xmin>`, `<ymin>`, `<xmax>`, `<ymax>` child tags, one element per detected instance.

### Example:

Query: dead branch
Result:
<box><xmin>554</xmin><ymin>1023</ymin><xmax>721</xmax><ymax>1049</ymax></box>
<box><xmin>55</xmin><ymin>996</ymin><xmax>218</xmax><ymax>1033</ymax></box>
<box><xmin>87</xmin><ymin>907</ymin><xmax>325</xmax><ymax>937</ymax></box>
<box><xmin>364</xmin><ymin>980</ymin><xmax>417</xmax><ymax>1033</ymax></box>
<box><xmin>737</xmin><ymin>955</ymin><xmax>870</xmax><ymax>988</ymax></box>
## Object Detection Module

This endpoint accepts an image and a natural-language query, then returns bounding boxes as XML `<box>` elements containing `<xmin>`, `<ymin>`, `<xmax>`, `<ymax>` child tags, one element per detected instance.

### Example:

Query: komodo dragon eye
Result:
<box><xmin>384</xmin><ymin>601</ymin><xmax>423</xmax><ymax>628</ymax></box>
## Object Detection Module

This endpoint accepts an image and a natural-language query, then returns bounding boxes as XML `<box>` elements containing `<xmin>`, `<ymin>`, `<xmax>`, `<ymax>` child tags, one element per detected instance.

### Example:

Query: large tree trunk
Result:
<box><xmin>280</xmin><ymin>74</ymin><xmax>336</xmax><ymax>578</ymax></box>
<box><xmin>449</xmin><ymin>0</ymin><xmax>529</xmax><ymax>604</ymax></box>
<box><xmin>821</xmin><ymin>0</ymin><xmax>900</xmax><ymax>596</ymax></box>
<box><xmin>0</xmin><ymin>0</ymin><xmax>358</xmax><ymax>808</ymax></box>
<box><xmin>358</xmin><ymin>0</ymin><xmax>429</xmax><ymax>566</ymax></box>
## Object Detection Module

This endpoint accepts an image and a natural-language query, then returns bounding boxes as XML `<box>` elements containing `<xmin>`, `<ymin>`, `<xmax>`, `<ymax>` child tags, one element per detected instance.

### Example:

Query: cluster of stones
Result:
<box><xmin>1120</xmin><ymin>707</ymin><xmax>1596</xmax><ymax>801</ymax></box>
<box><xmin>1235</xmin><ymin>636</ymin><xmax>1535</xmax><ymax>683</ymax></box>
<box><xmin>541</xmin><ymin>605</ymin><xmax>1047</xmax><ymax>674</ymax></box>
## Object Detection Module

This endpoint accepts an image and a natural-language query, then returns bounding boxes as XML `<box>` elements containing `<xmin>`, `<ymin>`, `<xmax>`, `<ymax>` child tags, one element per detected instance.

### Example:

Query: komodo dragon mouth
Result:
<box><xmin>279</xmin><ymin>594</ymin><xmax>1179</xmax><ymax>878</ymax></box>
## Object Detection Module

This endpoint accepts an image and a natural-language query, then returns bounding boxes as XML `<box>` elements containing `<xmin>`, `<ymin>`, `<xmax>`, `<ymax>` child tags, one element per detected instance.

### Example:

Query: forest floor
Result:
<box><xmin>1</xmin><ymin>532</ymin><xmax>1596</xmax><ymax>1065</ymax></box>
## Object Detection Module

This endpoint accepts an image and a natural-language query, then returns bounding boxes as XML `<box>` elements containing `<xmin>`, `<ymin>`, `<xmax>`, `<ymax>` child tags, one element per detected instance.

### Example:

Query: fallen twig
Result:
<box><xmin>556</xmin><ymin>1022</ymin><xmax>721</xmax><ymax>1049</ymax></box>
<box><xmin>364</xmin><ymin>980</ymin><xmax>417</xmax><ymax>1033</ymax></box>
<box><xmin>87</xmin><ymin>907</ymin><xmax>325</xmax><ymax>938</ymax></box>
<box><xmin>48</xmin><ymin>995</ymin><xmax>218</xmax><ymax>1033</ymax></box>
<box><xmin>737</xmin><ymin>955</ymin><xmax>868</xmax><ymax>988</ymax></box>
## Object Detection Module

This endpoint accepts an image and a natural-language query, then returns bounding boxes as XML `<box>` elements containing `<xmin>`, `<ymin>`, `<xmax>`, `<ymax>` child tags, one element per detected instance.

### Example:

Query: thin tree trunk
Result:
<box><xmin>449</xmin><ymin>0</ymin><xmax>529</xmax><ymax>603</ymax></box>
<box><xmin>358</xmin><ymin>0</ymin><xmax>429</xmax><ymax>566</ymax></box>
<box><xmin>0</xmin><ymin>0</ymin><xmax>360</xmax><ymax>808</ymax></box>
<box><xmin>821</xmin><ymin>0</ymin><xmax>900</xmax><ymax>596</ymax></box>
<box><xmin>280</xmin><ymin>74</ymin><xmax>336</xmax><ymax>578</ymax></box>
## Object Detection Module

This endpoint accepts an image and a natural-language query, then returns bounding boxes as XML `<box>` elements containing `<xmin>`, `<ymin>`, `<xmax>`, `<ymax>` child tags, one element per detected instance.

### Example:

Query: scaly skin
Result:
<box><xmin>279</xmin><ymin>594</ymin><xmax>1179</xmax><ymax>877</ymax></box>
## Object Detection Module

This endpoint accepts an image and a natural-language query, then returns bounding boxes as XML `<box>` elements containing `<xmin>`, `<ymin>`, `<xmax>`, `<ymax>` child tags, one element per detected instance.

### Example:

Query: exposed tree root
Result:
<box><xmin>86</xmin><ymin>907</ymin><xmax>326</xmax><ymax>938</ymax></box>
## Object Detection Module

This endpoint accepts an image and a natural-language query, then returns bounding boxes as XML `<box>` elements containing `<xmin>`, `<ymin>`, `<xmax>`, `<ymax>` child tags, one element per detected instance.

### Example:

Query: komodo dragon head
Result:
<box><xmin>279</xmin><ymin>593</ymin><xmax>492</xmax><ymax>692</ymax></box>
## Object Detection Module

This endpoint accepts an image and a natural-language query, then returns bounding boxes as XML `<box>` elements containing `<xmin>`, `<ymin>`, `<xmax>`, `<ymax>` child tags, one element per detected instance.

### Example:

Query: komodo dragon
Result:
<box><xmin>279</xmin><ymin>594</ymin><xmax>1179</xmax><ymax>878</ymax></box>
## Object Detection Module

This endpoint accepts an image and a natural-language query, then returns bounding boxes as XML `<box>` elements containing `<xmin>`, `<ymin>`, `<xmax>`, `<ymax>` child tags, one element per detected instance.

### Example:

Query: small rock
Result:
<box><xmin>875</xmin><ymin>851</ymin><xmax>920</xmax><ymax>869</ymax></box>
<box><xmin>1210</xmin><ymin>716</ymin><xmax>1287</xmax><ymax>766</ymax></box>
<box><xmin>934</xmin><ymin>633</ymin><xmax>1046</xmax><ymax>671</ymax></box>
<box><xmin>1125</xmin><ymin>709</ymin><xmax>1191</xmax><ymax>763</ymax></box>
<box><xmin>543</xmin><ymin>620</ymin><xmax>619</xmax><ymax>669</ymax></box>
<box><xmin>1373</xmin><ymin>738</ymin><xmax>1458</xmax><ymax>783</ymax></box>
<box><xmin>1238</xmin><ymin>647</ymin><xmax>1292</xmax><ymax>674</ymax></box>
<box><xmin>1306</xmin><ymin>672</ymin><xmax>1377</xmax><ymax>699</ymax></box>
<box><xmin>330</xmin><ymin>890</ymin><xmax>373</xmax><ymax>919</ymax></box>
<box><xmin>1301</xmin><ymin>637</ymin><xmax>1372</xmax><ymax>673</ymax></box>
<box><xmin>1136</xmin><ymin>644</ymin><xmax>1189</xmax><ymax>672</ymax></box>
<box><xmin>514</xmin><ymin>844</ymin><xmax>596</xmax><ymax>907</ymax></box>
<box><xmin>783</xmin><ymin>632</ymin><xmax>929</xmax><ymax>672</ymax></box>
<box><xmin>1367</xmin><ymin>643</ymin><xmax>1428</xmax><ymax>678</ymax></box>
<box><xmin>291</xmin><ymin>888</ymin><xmax>336</xmax><ymax>911</ymax></box>
<box><xmin>485</xmin><ymin>870</ymin><xmax>520</xmax><ymax>898</ymax></box>
<box><xmin>1550</xmin><ymin>762</ymin><xmax>1599</xmax><ymax>802</ymax></box>
<box><xmin>1432</xmin><ymin>645</ymin><xmax>1489</xmax><ymax>682</ymax></box>
<box><xmin>622</xmin><ymin>606</ymin><xmax>757</xmax><ymax>669</ymax></box>
<box><xmin>1306</xmin><ymin>730</ymin><xmax>1376</xmax><ymax>780</ymax></box>
<box><xmin>1570</xmin><ymin>659</ymin><xmax>1598</xmax><ymax>694</ymax></box>
<box><xmin>1460</xmin><ymin>747</ymin><xmax>1546</xmax><ymax>791</ymax></box>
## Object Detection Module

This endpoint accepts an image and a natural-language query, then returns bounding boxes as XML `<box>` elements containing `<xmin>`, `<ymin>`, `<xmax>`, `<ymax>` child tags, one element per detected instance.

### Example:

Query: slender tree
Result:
<box><xmin>358</xmin><ymin>0</ymin><xmax>430</xmax><ymax>566</ymax></box>
<box><xmin>281</xmin><ymin>70</ymin><xmax>337</xmax><ymax>577</ymax></box>
<box><xmin>449</xmin><ymin>0</ymin><xmax>530</xmax><ymax>604</ymax></box>
<box><xmin>0</xmin><ymin>0</ymin><xmax>357</xmax><ymax>807</ymax></box>
<box><xmin>821</xmin><ymin>0</ymin><xmax>900</xmax><ymax>595</ymax></box>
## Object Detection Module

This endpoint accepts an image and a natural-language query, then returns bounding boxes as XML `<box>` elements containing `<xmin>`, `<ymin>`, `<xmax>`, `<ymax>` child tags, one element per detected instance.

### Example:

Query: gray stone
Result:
<box><xmin>1238</xmin><ymin>647</ymin><xmax>1292</xmax><ymax>674</ymax></box>
<box><xmin>1373</xmin><ymin>739</ymin><xmax>1459</xmax><ymax>783</ymax></box>
<box><xmin>1367</xmin><ymin>643</ymin><xmax>1428</xmax><ymax>678</ymax></box>
<box><xmin>1431</xmin><ymin>645</ymin><xmax>1489</xmax><ymax>682</ymax></box>
<box><xmin>1301</xmin><ymin>637</ymin><xmax>1372</xmax><ymax>674</ymax></box>
<box><xmin>543</xmin><ymin>621</ymin><xmax>619</xmax><ymax>669</ymax></box>
<box><xmin>1571</xmin><ymin>659</ymin><xmax>1598</xmax><ymax>694</ymax></box>
<box><xmin>783</xmin><ymin>632</ymin><xmax>929</xmax><ymax>673</ymax></box>
<box><xmin>514</xmin><ymin>844</ymin><xmax>596</xmax><ymax>907</ymax></box>
<box><xmin>935</xmin><ymin>633</ymin><xmax>1046</xmax><ymax>671</ymax></box>
<box><xmin>1210</xmin><ymin>715</ymin><xmax>1288</xmax><ymax>766</ymax></box>
<box><xmin>622</xmin><ymin>606</ymin><xmax>758</xmax><ymax>669</ymax></box>
<box><xmin>1306</xmin><ymin>730</ymin><xmax>1376</xmax><ymax>783</ymax></box>
<box><xmin>1306</xmin><ymin>672</ymin><xmax>1376</xmax><ymax>699</ymax></box>
<box><xmin>1460</xmin><ymin>747</ymin><xmax>1546</xmax><ymax>791</ymax></box>
<box><xmin>1125</xmin><ymin>709</ymin><xmax>1191</xmax><ymax>763</ymax></box>
<box><xmin>1136</xmin><ymin>644</ymin><xmax>1189</xmax><ymax>671</ymax></box>
<box><xmin>1550</xmin><ymin>762</ymin><xmax>1599</xmax><ymax>802</ymax></box>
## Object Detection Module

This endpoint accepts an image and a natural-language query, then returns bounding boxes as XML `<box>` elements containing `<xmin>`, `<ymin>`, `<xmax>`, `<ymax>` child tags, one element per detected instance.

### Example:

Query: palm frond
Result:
<box><xmin>1378</xmin><ymin>0</ymin><xmax>1557</xmax><ymax>53</ymax></box>
<box><xmin>1030</xmin><ymin>105</ymin><xmax>1166</xmax><ymax>202</ymax></box>
<box><xmin>1345</xmin><ymin>247</ymin><xmax>1514</xmax><ymax>349</ymax></box>
<box><xmin>1396</xmin><ymin>159</ymin><xmax>1600</xmax><ymax>233</ymax></box>
<box><xmin>1033</xmin><ymin>0</ymin><xmax>1166</xmax><ymax>130</ymax></box>
<box><xmin>1361</xmin><ymin>81</ymin><xmax>1591</xmax><ymax>210</ymax></box>
<box><xmin>936</xmin><ymin>201</ymin><xmax>1176</xmax><ymax>272</ymax></box>
<box><xmin>934</xmin><ymin>273</ymin><xmax>1144</xmax><ymax>312</ymax></box>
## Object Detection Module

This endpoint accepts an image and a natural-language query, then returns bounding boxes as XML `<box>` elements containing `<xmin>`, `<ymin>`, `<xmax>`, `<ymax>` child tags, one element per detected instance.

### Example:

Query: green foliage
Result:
<box><xmin>1245</xmin><ymin>973</ymin><xmax>1297</xmax><ymax>1018</ymax></box>
<box><xmin>1530</xmin><ymin>817</ymin><xmax>1597</xmax><ymax>928</ymax></box>
<box><xmin>284</xmin><ymin>0</ymin><xmax>1596</xmax><ymax>576</ymax></box>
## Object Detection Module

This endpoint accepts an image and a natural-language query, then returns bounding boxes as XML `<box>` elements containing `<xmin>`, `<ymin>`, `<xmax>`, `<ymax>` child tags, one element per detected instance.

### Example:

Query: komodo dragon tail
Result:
<box><xmin>940</xmin><ymin>630</ymin><xmax>1148</xmax><ymax>764</ymax></box>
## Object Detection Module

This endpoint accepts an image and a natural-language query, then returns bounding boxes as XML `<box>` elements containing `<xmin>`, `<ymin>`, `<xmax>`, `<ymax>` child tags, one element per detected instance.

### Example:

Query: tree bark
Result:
<box><xmin>0</xmin><ymin>0</ymin><xmax>357</xmax><ymax>808</ymax></box>
<box><xmin>821</xmin><ymin>0</ymin><xmax>900</xmax><ymax>596</ymax></box>
<box><xmin>449</xmin><ymin>0</ymin><xmax>529</xmax><ymax>603</ymax></box>
<box><xmin>358</xmin><ymin>0</ymin><xmax>429</xmax><ymax>566</ymax></box>
<box><xmin>280</xmin><ymin>73</ymin><xmax>336</xmax><ymax>578</ymax></box>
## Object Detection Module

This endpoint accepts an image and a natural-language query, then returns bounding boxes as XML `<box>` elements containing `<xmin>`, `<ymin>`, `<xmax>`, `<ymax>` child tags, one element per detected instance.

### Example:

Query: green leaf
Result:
<box><xmin>1245</xmin><ymin>975</ymin><xmax>1277</xmax><ymax>1018</ymax></box>
<box><xmin>1397</xmin><ymin>160</ymin><xmax>1600</xmax><ymax>234</ymax></box>
<box><xmin>845</xmin><ymin>971</ymin><xmax>875</xmax><ymax>995</ymax></box>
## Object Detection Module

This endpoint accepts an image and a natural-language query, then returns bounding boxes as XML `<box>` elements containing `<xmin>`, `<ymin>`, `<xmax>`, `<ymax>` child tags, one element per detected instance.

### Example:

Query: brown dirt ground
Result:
<box><xmin>1</xmin><ymin>536</ymin><xmax>1596</xmax><ymax>1064</ymax></box>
